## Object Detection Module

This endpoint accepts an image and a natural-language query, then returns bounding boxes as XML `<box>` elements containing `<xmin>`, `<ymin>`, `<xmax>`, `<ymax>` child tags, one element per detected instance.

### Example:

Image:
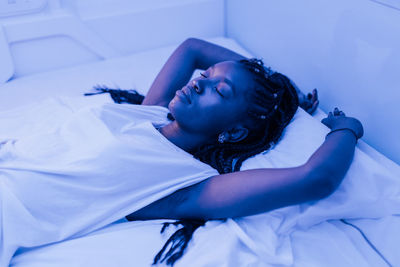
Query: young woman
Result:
<box><xmin>120</xmin><ymin>38</ymin><xmax>363</xmax><ymax>265</ymax></box>
<box><xmin>0</xmin><ymin>38</ymin><xmax>362</xmax><ymax>267</ymax></box>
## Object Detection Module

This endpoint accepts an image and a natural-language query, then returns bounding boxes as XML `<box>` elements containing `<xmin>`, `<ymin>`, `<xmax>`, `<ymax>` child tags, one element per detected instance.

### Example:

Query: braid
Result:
<box><xmin>84</xmin><ymin>85</ymin><xmax>145</xmax><ymax>104</ymax></box>
<box><xmin>152</xmin><ymin>220</ymin><xmax>206</xmax><ymax>266</ymax></box>
<box><xmin>84</xmin><ymin>85</ymin><xmax>176</xmax><ymax>121</ymax></box>
<box><xmin>193</xmin><ymin>58</ymin><xmax>299</xmax><ymax>174</ymax></box>
<box><xmin>85</xmin><ymin>59</ymin><xmax>299</xmax><ymax>266</ymax></box>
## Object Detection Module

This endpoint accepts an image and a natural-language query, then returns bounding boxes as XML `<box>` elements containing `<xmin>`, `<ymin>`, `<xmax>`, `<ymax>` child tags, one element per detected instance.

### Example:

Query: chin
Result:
<box><xmin>168</xmin><ymin>99</ymin><xmax>182</xmax><ymax>121</ymax></box>
<box><xmin>169</xmin><ymin>95</ymin><xmax>188</xmax><ymax>114</ymax></box>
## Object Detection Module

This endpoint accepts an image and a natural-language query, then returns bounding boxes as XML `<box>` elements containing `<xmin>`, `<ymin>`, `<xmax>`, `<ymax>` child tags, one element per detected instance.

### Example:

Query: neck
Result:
<box><xmin>159</xmin><ymin>121</ymin><xmax>209</xmax><ymax>153</ymax></box>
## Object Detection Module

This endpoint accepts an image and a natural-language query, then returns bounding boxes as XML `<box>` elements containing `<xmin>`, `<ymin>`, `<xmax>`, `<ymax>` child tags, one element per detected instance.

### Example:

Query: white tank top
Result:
<box><xmin>0</xmin><ymin>97</ymin><xmax>218</xmax><ymax>266</ymax></box>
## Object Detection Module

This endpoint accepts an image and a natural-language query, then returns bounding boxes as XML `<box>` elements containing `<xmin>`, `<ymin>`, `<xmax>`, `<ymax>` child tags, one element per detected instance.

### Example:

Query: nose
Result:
<box><xmin>192</xmin><ymin>79</ymin><xmax>203</xmax><ymax>94</ymax></box>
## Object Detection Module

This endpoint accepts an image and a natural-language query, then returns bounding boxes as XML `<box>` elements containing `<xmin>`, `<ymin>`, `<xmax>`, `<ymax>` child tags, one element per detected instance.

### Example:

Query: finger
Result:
<box><xmin>334</xmin><ymin>107</ymin><xmax>341</xmax><ymax>116</ymax></box>
<box><xmin>311</xmin><ymin>89</ymin><xmax>318</xmax><ymax>102</ymax></box>
<box><xmin>302</xmin><ymin>99</ymin><xmax>311</xmax><ymax>109</ymax></box>
<box><xmin>308</xmin><ymin>100</ymin><xmax>319</xmax><ymax>114</ymax></box>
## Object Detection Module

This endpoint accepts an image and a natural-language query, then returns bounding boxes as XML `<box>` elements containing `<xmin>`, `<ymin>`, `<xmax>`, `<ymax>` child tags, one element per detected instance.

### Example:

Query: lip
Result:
<box><xmin>176</xmin><ymin>86</ymin><xmax>192</xmax><ymax>104</ymax></box>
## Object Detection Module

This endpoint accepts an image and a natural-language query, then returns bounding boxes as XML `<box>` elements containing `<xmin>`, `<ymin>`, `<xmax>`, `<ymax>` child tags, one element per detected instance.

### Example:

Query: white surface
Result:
<box><xmin>1</xmin><ymin>37</ymin><xmax>399</xmax><ymax>267</ymax></box>
<box><xmin>0</xmin><ymin>25</ymin><xmax>14</xmax><ymax>83</ymax></box>
<box><xmin>0</xmin><ymin>0</ymin><xmax>224</xmax><ymax>79</ymax></box>
<box><xmin>0</xmin><ymin>0</ymin><xmax>47</xmax><ymax>18</ymax></box>
<box><xmin>226</xmin><ymin>0</ymin><xmax>400</xmax><ymax>165</ymax></box>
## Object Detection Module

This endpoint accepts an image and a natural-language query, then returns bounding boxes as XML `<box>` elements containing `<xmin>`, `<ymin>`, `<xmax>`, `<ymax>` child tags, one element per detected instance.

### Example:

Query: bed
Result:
<box><xmin>1</xmin><ymin>37</ymin><xmax>400</xmax><ymax>267</ymax></box>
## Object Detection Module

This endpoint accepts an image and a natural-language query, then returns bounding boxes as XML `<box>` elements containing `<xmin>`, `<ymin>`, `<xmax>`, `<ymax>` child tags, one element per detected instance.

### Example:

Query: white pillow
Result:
<box><xmin>238</xmin><ymin>107</ymin><xmax>400</xmax><ymax>234</ymax></box>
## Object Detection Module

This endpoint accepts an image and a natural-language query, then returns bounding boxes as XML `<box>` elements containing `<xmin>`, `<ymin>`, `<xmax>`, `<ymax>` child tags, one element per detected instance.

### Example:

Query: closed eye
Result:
<box><xmin>215</xmin><ymin>87</ymin><xmax>224</xmax><ymax>98</ymax></box>
<box><xmin>200</xmin><ymin>72</ymin><xmax>224</xmax><ymax>97</ymax></box>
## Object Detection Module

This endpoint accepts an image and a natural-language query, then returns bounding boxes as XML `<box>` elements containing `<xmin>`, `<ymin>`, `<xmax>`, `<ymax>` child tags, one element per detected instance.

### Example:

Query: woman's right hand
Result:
<box><xmin>298</xmin><ymin>88</ymin><xmax>319</xmax><ymax>115</ymax></box>
<box><xmin>321</xmin><ymin>108</ymin><xmax>364</xmax><ymax>140</ymax></box>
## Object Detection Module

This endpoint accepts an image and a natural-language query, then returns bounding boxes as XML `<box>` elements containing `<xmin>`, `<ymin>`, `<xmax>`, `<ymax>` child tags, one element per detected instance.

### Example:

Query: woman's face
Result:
<box><xmin>168</xmin><ymin>61</ymin><xmax>253</xmax><ymax>138</ymax></box>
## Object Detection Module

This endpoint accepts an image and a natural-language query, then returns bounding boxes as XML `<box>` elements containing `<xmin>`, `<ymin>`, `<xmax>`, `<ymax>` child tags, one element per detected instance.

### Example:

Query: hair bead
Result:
<box><xmin>218</xmin><ymin>134</ymin><xmax>226</xmax><ymax>143</ymax></box>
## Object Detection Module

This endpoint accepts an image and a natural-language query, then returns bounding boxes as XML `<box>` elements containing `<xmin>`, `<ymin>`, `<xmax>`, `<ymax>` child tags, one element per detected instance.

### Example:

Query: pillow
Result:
<box><xmin>237</xmin><ymin>107</ymin><xmax>400</xmax><ymax>237</ymax></box>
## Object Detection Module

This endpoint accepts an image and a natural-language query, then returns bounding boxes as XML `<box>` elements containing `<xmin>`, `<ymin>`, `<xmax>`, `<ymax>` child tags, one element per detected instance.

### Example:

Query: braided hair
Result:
<box><xmin>85</xmin><ymin>58</ymin><xmax>299</xmax><ymax>266</ymax></box>
<box><xmin>192</xmin><ymin>58</ymin><xmax>299</xmax><ymax>173</ymax></box>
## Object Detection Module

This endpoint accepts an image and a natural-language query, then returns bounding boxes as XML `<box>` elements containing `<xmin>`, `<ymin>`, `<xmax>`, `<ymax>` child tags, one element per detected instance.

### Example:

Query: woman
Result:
<box><xmin>117</xmin><ymin>38</ymin><xmax>362</xmax><ymax>265</ymax></box>
<box><xmin>1</xmin><ymin>38</ymin><xmax>362</xmax><ymax>267</ymax></box>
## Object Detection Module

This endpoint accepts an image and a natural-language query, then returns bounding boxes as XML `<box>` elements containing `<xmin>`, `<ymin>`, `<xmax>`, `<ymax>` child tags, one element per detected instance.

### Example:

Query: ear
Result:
<box><xmin>225</xmin><ymin>126</ymin><xmax>249</xmax><ymax>143</ymax></box>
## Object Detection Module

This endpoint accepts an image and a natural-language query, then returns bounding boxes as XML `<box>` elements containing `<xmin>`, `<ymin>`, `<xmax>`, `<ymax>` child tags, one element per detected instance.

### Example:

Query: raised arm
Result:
<box><xmin>127</xmin><ymin>110</ymin><xmax>363</xmax><ymax>221</ymax></box>
<box><xmin>142</xmin><ymin>38</ymin><xmax>319</xmax><ymax>113</ymax></box>
<box><xmin>142</xmin><ymin>38</ymin><xmax>246</xmax><ymax>107</ymax></box>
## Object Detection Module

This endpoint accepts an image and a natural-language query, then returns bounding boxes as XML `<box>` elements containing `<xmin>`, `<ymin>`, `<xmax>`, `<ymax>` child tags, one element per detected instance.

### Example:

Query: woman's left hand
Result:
<box><xmin>298</xmin><ymin>88</ymin><xmax>319</xmax><ymax>115</ymax></box>
<box><xmin>321</xmin><ymin>108</ymin><xmax>364</xmax><ymax>140</ymax></box>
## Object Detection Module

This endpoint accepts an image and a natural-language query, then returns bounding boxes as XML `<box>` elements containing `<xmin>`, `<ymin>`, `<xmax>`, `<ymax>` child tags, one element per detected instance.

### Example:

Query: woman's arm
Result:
<box><xmin>128</xmin><ymin>111</ymin><xmax>363</xmax><ymax>221</ymax></box>
<box><xmin>142</xmin><ymin>38</ymin><xmax>319</xmax><ymax>113</ymax></box>
<box><xmin>142</xmin><ymin>38</ymin><xmax>246</xmax><ymax>107</ymax></box>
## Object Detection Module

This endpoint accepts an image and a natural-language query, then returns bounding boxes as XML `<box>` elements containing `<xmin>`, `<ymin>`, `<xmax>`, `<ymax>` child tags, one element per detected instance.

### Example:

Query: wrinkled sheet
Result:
<box><xmin>0</xmin><ymin>96</ymin><xmax>218</xmax><ymax>266</ymax></box>
<box><xmin>9</xmin><ymin>101</ymin><xmax>400</xmax><ymax>267</ymax></box>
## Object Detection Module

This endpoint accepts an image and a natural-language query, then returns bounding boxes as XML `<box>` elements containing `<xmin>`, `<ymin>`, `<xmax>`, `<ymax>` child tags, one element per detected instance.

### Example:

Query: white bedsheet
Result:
<box><xmin>8</xmin><ymin>97</ymin><xmax>400</xmax><ymax>267</ymax></box>
<box><xmin>0</xmin><ymin>96</ymin><xmax>219</xmax><ymax>266</ymax></box>
<box><xmin>2</xmin><ymin>37</ymin><xmax>399</xmax><ymax>267</ymax></box>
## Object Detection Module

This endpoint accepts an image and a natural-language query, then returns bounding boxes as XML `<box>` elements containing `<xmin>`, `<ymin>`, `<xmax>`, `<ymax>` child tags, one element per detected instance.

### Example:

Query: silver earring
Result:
<box><xmin>218</xmin><ymin>134</ymin><xmax>226</xmax><ymax>143</ymax></box>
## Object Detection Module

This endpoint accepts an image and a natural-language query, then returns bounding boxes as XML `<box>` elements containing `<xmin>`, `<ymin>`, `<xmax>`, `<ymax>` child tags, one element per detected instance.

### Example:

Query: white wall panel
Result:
<box><xmin>226</xmin><ymin>0</ymin><xmax>400</xmax><ymax>164</ymax></box>
<box><xmin>0</xmin><ymin>0</ymin><xmax>224</xmax><ymax>79</ymax></box>
<box><xmin>82</xmin><ymin>0</ymin><xmax>224</xmax><ymax>55</ymax></box>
